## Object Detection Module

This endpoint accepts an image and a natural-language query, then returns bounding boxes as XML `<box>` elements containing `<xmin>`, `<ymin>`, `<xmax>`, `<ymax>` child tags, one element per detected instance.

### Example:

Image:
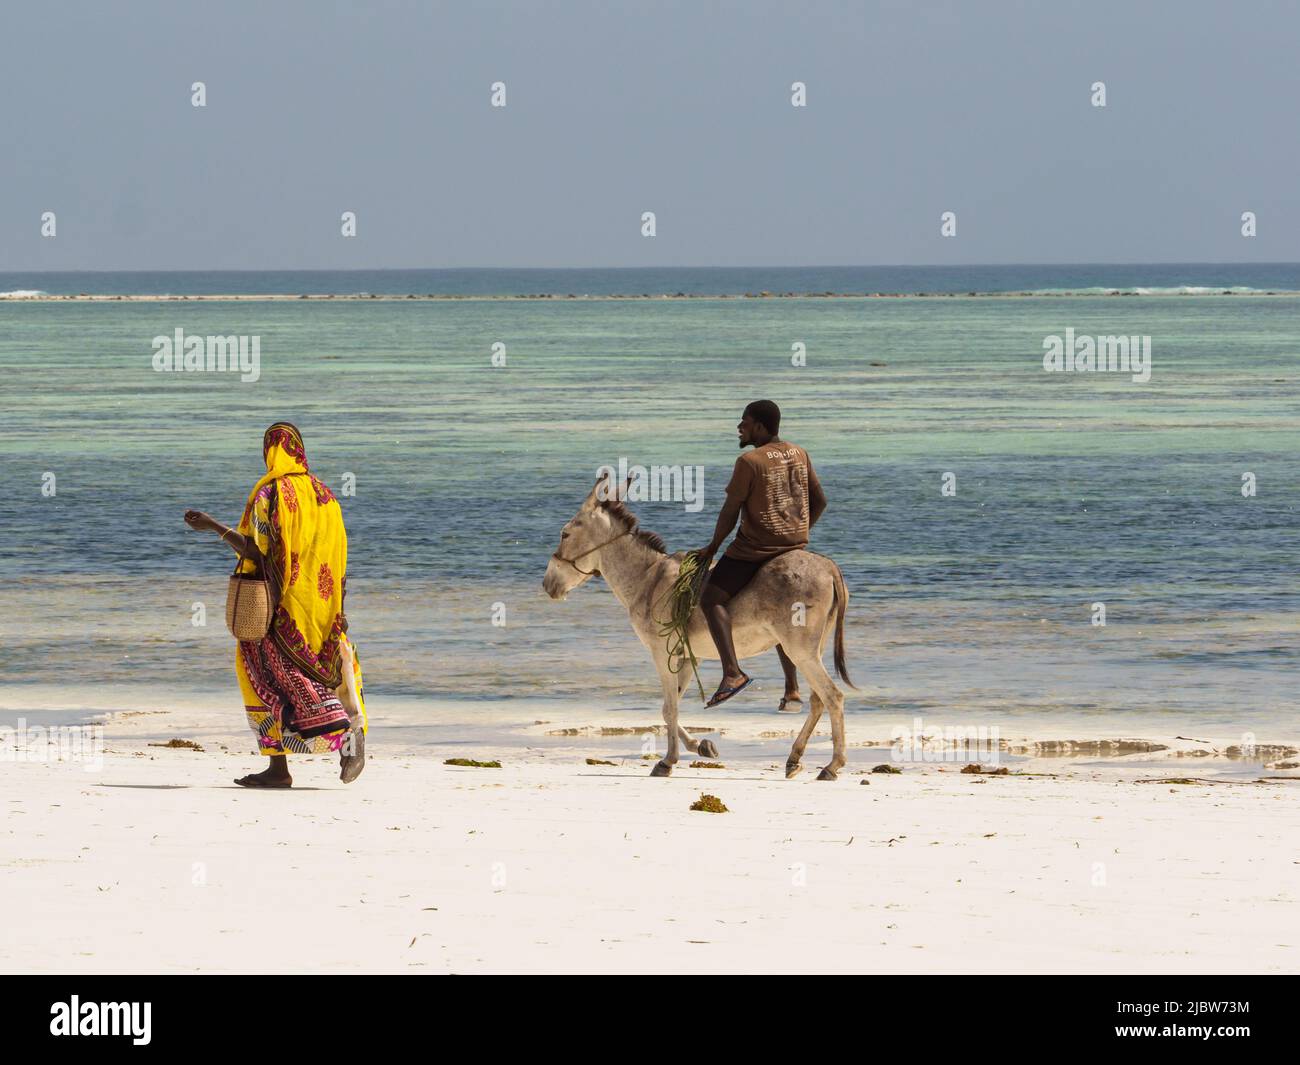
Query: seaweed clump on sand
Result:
<box><xmin>961</xmin><ymin>764</ymin><xmax>1009</xmax><ymax>775</ymax></box>
<box><xmin>444</xmin><ymin>758</ymin><xmax>501</xmax><ymax>769</ymax></box>
<box><xmin>148</xmin><ymin>739</ymin><xmax>204</xmax><ymax>752</ymax></box>
<box><xmin>872</xmin><ymin>764</ymin><xmax>901</xmax><ymax>774</ymax></box>
<box><xmin>585</xmin><ymin>758</ymin><xmax>615</xmax><ymax>766</ymax></box>
<box><xmin>690</xmin><ymin>794</ymin><xmax>728</xmax><ymax>813</ymax></box>
<box><xmin>690</xmin><ymin>761</ymin><xmax>724</xmax><ymax>769</ymax></box>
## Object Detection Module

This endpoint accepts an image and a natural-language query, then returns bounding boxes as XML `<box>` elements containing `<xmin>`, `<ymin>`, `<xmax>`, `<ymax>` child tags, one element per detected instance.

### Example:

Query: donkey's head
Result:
<box><xmin>542</xmin><ymin>473</ymin><xmax>623</xmax><ymax>600</ymax></box>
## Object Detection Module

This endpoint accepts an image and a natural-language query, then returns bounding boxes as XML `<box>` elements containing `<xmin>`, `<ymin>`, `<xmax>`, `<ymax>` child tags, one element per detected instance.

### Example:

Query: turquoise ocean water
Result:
<box><xmin>2</xmin><ymin>266</ymin><xmax>1297</xmax><ymax>744</ymax></box>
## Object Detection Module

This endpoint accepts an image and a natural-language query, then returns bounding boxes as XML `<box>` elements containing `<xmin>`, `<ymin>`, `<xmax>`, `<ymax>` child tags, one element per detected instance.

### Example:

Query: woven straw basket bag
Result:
<box><xmin>225</xmin><ymin>542</ymin><xmax>274</xmax><ymax>640</ymax></box>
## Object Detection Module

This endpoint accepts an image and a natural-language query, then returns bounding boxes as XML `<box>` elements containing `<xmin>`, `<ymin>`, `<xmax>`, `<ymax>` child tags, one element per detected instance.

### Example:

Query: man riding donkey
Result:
<box><xmin>695</xmin><ymin>400</ymin><xmax>827</xmax><ymax>709</ymax></box>
<box><xmin>544</xmin><ymin>398</ymin><xmax>852</xmax><ymax>778</ymax></box>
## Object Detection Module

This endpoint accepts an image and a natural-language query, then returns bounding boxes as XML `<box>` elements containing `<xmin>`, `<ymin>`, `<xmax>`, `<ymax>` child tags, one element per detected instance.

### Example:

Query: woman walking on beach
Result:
<box><xmin>184</xmin><ymin>422</ymin><xmax>367</xmax><ymax>787</ymax></box>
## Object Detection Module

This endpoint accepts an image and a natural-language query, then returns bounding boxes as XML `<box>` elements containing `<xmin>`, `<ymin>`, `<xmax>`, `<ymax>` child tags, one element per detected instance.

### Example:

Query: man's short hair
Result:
<box><xmin>744</xmin><ymin>400</ymin><xmax>781</xmax><ymax>434</ymax></box>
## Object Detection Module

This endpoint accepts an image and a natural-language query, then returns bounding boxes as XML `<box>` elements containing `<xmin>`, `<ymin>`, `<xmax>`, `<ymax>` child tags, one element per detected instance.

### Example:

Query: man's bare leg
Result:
<box><xmin>775</xmin><ymin>643</ymin><xmax>802</xmax><ymax>711</ymax></box>
<box><xmin>701</xmin><ymin>583</ymin><xmax>747</xmax><ymax>689</ymax></box>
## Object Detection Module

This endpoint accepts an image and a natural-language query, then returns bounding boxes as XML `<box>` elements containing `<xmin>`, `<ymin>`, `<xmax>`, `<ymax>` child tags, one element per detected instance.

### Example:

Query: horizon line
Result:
<box><xmin>4</xmin><ymin>260</ymin><xmax>1300</xmax><ymax>274</ymax></box>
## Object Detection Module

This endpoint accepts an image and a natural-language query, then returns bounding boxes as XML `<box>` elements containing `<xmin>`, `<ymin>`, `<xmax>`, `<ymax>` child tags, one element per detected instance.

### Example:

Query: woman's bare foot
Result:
<box><xmin>234</xmin><ymin>760</ymin><xmax>292</xmax><ymax>788</ymax></box>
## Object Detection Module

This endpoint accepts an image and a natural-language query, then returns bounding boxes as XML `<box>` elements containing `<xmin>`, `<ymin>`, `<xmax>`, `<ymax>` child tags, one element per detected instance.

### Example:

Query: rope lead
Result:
<box><xmin>656</xmin><ymin>551</ymin><xmax>709</xmax><ymax>703</ymax></box>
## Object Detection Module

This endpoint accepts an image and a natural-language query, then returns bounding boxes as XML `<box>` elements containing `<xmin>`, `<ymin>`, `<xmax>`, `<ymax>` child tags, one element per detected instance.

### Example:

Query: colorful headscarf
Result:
<box><xmin>237</xmin><ymin>423</ymin><xmax>349</xmax><ymax>687</ymax></box>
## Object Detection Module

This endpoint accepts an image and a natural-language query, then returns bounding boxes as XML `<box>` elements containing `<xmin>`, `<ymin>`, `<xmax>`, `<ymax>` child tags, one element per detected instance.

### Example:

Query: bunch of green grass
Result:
<box><xmin>656</xmin><ymin>551</ymin><xmax>709</xmax><ymax>703</ymax></box>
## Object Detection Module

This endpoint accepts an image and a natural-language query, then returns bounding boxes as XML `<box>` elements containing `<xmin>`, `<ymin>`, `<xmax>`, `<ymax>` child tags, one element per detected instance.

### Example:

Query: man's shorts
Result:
<box><xmin>705</xmin><ymin>554</ymin><xmax>770</xmax><ymax>598</ymax></box>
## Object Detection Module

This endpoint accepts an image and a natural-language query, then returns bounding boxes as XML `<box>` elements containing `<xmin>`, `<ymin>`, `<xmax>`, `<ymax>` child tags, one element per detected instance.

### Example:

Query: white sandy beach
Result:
<box><xmin>3</xmin><ymin>700</ymin><xmax>1297</xmax><ymax>975</ymax></box>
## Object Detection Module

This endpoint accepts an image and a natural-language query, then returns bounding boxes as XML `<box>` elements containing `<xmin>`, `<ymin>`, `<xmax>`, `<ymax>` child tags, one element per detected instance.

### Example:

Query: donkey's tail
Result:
<box><xmin>830</xmin><ymin>561</ymin><xmax>856</xmax><ymax>689</ymax></box>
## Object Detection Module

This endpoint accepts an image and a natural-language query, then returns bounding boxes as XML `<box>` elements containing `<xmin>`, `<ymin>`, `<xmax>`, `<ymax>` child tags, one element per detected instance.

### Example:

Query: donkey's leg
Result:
<box><xmin>673</xmin><ymin>667</ymin><xmax>722</xmax><ymax>760</ymax></box>
<box><xmin>820</xmin><ymin>674</ymin><xmax>847</xmax><ymax>781</ymax></box>
<box><xmin>650</xmin><ymin>664</ymin><xmax>684</xmax><ymax>778</ymax></box>
<box><xmin>676</xmin><ymin>724</ymin><xmax>721</xmax><ymax>760</ymax></box>
<box><xmin>669</xmin><ymin>664</ymin><xmax>704</xmax><ymax>757</ymax></box>
<box><xmin>695</xmin><ymin>733</ymin><xmax>720</xmax><ymax>760</ymax></box>
<box><xmin>784</xmin><ymin>621</ymin><xmax>830</xmax><ymax>778</ymax></box>
<box><xmin>783</xmin><ymin>642</ymin><xmax>846</xmax><ymax>780</ymax></box>
<box><xmin>801</xmin><ymin>659</ymin><xmax>846</xmax><ymax>780</ymax></box>
<box><xmin>662</xmin><ymin>656</ymin><xmax>722</xmax><ymax>760</ymax></box>
<box><xmin>785</xmin><ymin>691</ymin><xmax>824</xmax><ymax>779</ymax></box>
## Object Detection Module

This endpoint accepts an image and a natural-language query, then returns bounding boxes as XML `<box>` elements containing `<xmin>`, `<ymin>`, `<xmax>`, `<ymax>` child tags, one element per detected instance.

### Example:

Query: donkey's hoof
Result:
<box><xmin>785</xmin><ymin>762</ymin><xmax>803</xmax><ymax>779</ymax></box>
<box><xmin>649</xmin><ymin>760</ymin><xmax>673</xmax><ymax>778</ymax></box>
<box><xmin>697</xmin><ymin>739</ymin><xmax>720</xmax><ymax>760</ymax></box>
<box><xmin>816</xmin><ymin>767</ymin><xmax>839</xmax><ymax>782</ymax></box>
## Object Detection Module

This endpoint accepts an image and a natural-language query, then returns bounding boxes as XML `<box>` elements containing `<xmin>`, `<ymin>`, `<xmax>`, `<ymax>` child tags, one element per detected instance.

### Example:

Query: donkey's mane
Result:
<box><xmin>597</xmin><ymin>498</ymin><xmax>668</xmax><ymax>555</ymax></box>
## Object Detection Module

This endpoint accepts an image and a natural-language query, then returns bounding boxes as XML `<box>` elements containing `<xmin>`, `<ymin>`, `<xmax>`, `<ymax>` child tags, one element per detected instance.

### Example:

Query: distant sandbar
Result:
<box><xmin>4</xmin><ymin>290</ymin><xmax>1299</xmax><ymax>302</ymax></box>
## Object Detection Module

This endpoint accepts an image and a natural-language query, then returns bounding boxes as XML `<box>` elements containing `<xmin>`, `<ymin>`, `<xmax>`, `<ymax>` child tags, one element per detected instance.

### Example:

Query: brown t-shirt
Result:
<box><xmin>723</xmin><ymin>440</ymin><xmax>821</xmax><ymax>561</ymax></box>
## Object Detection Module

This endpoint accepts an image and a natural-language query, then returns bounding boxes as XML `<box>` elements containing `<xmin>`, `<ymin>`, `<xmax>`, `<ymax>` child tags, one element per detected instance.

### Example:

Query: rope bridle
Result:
<box><xmin>551</xmin><ymin>528</ymin><xmax>633</xmax><ymax>575</ymax></box>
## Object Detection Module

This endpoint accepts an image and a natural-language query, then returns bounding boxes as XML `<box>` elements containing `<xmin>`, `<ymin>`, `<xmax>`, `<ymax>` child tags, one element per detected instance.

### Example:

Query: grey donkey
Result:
<box><xmin>543</xmin><ymin>476</ymin><xmax>855</xmax><ymax>780</ymax></box>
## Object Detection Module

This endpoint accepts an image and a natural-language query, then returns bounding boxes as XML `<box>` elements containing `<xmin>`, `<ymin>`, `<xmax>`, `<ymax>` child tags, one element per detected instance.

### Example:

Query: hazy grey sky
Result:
<box><xmin>3</xmin><ymin>0</ymin><xmax>1296</xmax><ymax>269</ymax></box>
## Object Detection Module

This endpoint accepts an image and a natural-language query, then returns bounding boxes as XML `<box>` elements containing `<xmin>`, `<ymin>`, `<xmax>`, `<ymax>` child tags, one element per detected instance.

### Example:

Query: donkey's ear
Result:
<box><xmin>591</xmin><ymin>466</ymin><xmax>617</xmax><ymax>504</ymax></box>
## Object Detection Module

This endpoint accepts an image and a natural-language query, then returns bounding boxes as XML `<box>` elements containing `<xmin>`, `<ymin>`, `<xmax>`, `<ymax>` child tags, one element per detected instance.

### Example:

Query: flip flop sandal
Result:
<box><xmin>706</xmin><ymin>674</ymin><xmax>754</xmax><ymax>707</ymax></box>
<box><xmin>339</xmin><ymin>724</ymin><xmax>366</xmax><ymax>784</ymax></box>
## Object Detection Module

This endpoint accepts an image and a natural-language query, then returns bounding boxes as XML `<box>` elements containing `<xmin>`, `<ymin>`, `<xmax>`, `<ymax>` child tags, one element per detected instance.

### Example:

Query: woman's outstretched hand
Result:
<box><xmin>184</xmin><ymin>510</ymin><xmax>219</xmax><ymax>533</ymax></box>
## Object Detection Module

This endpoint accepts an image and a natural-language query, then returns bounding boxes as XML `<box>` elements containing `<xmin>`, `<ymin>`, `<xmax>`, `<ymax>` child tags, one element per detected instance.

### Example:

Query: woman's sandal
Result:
<box><xmin>706</xmin><ymin>673</ymin><xmax>754</xmax><ymax>707</ymax></box>
<box><xmin>339</xmin><ymin>724</ymin><xmax>366</xmax><ymax>783</ymax></box>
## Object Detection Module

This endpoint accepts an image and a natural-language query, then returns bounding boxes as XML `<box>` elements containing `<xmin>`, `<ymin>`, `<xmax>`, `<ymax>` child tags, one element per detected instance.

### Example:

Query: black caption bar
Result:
<box><xmin>0</xmin><ymin>975</ymin><xmax>1292</xmax><ymax>1051</ymax></box>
